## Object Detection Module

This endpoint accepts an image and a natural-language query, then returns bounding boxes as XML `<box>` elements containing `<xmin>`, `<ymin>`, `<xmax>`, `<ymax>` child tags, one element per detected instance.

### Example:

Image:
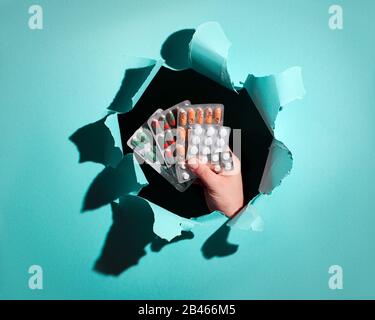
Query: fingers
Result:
<box><xmin>187</xmin><ymin>157</ymin><xmax>219</xmax><ymax>189</ymax></box>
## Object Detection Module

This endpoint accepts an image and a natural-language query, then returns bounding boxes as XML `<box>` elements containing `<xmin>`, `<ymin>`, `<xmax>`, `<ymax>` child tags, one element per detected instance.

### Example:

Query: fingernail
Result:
<box><xmin>187</xmin><ymin>157</ymin><xmax>199</xmax><ymax>169</ymax></box>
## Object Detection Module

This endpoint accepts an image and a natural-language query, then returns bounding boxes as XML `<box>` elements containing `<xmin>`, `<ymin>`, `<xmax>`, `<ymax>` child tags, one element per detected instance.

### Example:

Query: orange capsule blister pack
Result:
<box><xmin>176</xmin><ymin>104</ymin><xmax>225</xmax><ymax>183</ymax></box>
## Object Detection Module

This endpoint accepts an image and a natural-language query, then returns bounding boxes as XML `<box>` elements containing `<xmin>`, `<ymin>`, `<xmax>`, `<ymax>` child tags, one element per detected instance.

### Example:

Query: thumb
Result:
<box><xmin>187</xmin><ymin>157</ymin><xmax>219</xmax><ymax>189</ymax></box>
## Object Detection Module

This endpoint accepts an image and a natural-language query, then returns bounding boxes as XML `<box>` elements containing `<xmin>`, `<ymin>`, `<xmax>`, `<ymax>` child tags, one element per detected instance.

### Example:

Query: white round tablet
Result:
<box><xmin>222</xmin><ymin>152</ymin><xmax>230</xmax><ymax>160</ymax></box>
<box><xmin>206</xmin><ymin>126</ymin><xmax>215</xmax><ymax>136</ymax></box>
<box><xmin>194</xmin><ymin>125</ymin><xmax>203</xmax><ymax>135</ymax></box>
<box><xmin>200</xmin><ymin>156</ymin><xmax>208</xmax><ymax>164</ymax></box>
<box><xmin>216</xmin><ymin>138</ymin><xmax>225</xmax><ymax>147</ymax></box>
<box><xmin>212</xmin><ymin>154</ymin><xmax>219</xmax><ymax>162</ymax></box>
<box><xmin>190</xmin><ymin>146</ymin><xmax>198</xmax><ymax>155</ymax></box>
<box><xmin>219</xmin><ymin>128</ymin><xmax>228</xmax><ymax>137</ymax></box>
<box><xmin>192</xmin><ymin>135</ymin><xmax>200</xmax><ymax>144</ymax></box>
<box><xmin>225</xmin><ymin>162</ymin><xmax>232</xmax><ymax>170</ymax></box>
<box><xmin>202</xmin><ymin>146</ymin><xmax>210</xmax><ymax>155</ymax></box>
<box><xmin>204</xmin><ymin>137</ymin><xmax>213</xmax><ymax>145</ymax></box>
<box><xmin>182</xmin><ymin>172</ymin><xmax>190</xmax><ymax>180</ymax></box>
<box><xmin>214</xmin><ymin>164</ymin><xmax>221</xmax><ymax>172</ymax></box>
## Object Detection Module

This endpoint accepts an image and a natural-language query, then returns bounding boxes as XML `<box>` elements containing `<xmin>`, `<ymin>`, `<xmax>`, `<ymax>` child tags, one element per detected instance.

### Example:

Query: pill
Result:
<box><xmin>166</xmin><ymin>110</ymin><xmax>176</xmax><ymax>127</ymax></box>
<box><xmin>214</xmin><ymin>164</ymin><xmax>221</xmax><ymax>172</ymax></box>
<box><xmin>192</xmin><ymin>135</ymin><xmax>200</xmax><ymax>145</ymax></box>
<box><xmin>176</xmin><ymin>144</ymin><xmax>185</xmax><ymax>157</ymax></box>
<box><xmin>144</xmin><ymin>143</ymin><xmax>151</xmax><ymax>152</ymax></box>
<box><xmin>212</xmin><ymin>153</ymin><xmax>220</xmax><ymax>162</ymax></box>
<box><xmin>164</xmin><ymin>140</ymin><xmax>174</xmax><ymax>149</ymax></box>
<box><xmin>165</xmin><ymin>148</ymin><xmax>173</xmax><ymax>159</ymax></box>
<box><xmin>189</xmin><ymin>146</ymin><xmax>198</xmax><ymax>155</ymax></box>
<box><xmin>179</xmin><ymin>162</ymin><xmax>186</xmax><ymax>169</ymax></box>
<box><xmin>177</xmin><ymin>127</ymin><xmax>186</xmax><ymax>141</ymax></box>
<box><xmin>204</xmin><ymin>137</ymin><xmax>213</xmax><ymax>146</ymax></box>
<box><xmin>196</xmin><ymin>107</ymin><xmax>204</xmax><ymax>124</ymax></box>
<box><xmin>222</xmin><ymin>152</ymin><xmax>231</xmax><ymax>160</ymax></box>
<box><xmin>131</xmin><ymin>137</ymin><xmax>143</xmax><ymax>148</ymax></box>
<box><xmin>159</xmin><ymin>114</ymin><xmax>170</xmax><ymax>130</ymax></box>
<box><xmin>214</xmin><ymin>106</ymin><xmax>222</xmax><ymax>124</ymax></box>
<box><xmin>202</xmin><ymin>146</ymin><xmax>210</xmax><ymax>155</ymax></box>
<box><xmin>205</xmin><ymin>107</ymin><xmax>213</xmax><ymax>124</ymax></box>
<box><xmin>164</xmin><ymin>129</ymin><xmax>174</xmax><ymax>142</ymax></box>
<box><xmin>178</xmin><ymin>110</ymin><xmax>187</xmax><ymax>126</ymax></box>
<box><xmin>145</xmin><ymin>151</ymin><xmax>157</xmax><ymax>163</ymax></box>
<box><xmin>136</xmin><ymin>130</ymin><xmax>148</xmax><ymax>143</ymax></box>
<box><xmin>194</xmin><ymin>125</ymin><xmax>203</xmax><ymax>135</ymax></box>
<box><xmin>200</xmin><ymin>155</ymin><xmax>208</xmax><ymax>164</ymax></box>
<box><xmin>219</xmin><ymin>128</ymin><xmax>228</xmax><ymax>137</ymax></box>
<box><xmin>151</xmin><ymin>119</ymin><xmax>161</xmax><ymax>134</ymax></box>
<box><xmin>187</xmin><ymin>107</ymin><xmax>195</xmax><ymax>125</ymax></box>
<box><xmin>182</xmin><ymin>172</ymin><xmax>190</xmax><ymax>180</ymax></box>
<box><xmin>216</xmin><ymin>138</ymin><xmax>225</xmax><ymax>147</ymax></box>
<box><xmin>206</xmin><ymin>126</ymin><xmax>215</xmax><ymax>137</ymax></box>
<box><xmin>224</xmin><ymin>162</ymin><xmax>232</xmax><ymax>170</ymax></box>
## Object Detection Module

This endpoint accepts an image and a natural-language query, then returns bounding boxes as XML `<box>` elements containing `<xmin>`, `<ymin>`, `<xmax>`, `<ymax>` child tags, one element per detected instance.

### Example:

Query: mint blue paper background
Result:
<box><xmin>1</xmin><ymin>0</ymin><xmax>374</xmax><ymax>299</ymax></box>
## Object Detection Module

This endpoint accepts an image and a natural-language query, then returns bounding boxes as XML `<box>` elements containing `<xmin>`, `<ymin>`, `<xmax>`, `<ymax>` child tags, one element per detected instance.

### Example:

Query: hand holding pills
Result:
<box><xmin>187</xmin><ymin>152</ymin><xmax>243</xmax><ymax>218</ymax></box>
<box><xmin>128</xmin><ymin>101</ymin><xmax>242</xmax><ymax>207</ymax></box>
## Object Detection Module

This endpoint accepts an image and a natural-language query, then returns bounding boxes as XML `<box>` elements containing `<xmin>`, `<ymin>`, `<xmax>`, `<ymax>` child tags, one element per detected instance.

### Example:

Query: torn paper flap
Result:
<box><xmin>259</xmin><ymin>139</ymin><xmax>293</xmax><ymax>195</ymax></box>
<box><xmin>227</xmin><ymin>204</ymin><xmax>264</xmax><ymax>232</ymax></box>
<box><xmin>189</xmin><ymin>21</ymin><xmax>235</xmax><ymax>91</ymax></box>
<box><xmin>244</xmin><ymin>66</ymin><xmax>305</xmax><ymax>132</ymax></box>
<box><xmin>107</xmin><ymin>57</ymin><xmax>164</xmax><ymax>113</ymax></box>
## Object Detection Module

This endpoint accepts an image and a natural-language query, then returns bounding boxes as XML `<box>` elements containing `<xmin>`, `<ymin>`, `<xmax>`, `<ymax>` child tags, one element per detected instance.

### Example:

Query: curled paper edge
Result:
<box><xmin>244</xmin><ymin>66</ymin><xmax>306</xmax><ymax>133</ymax></box>
<box><xmin>188</xmin><ymin>21</ymin><xmax>235</xmax><ymax>91</ymax></box>
<box><xmin>259</xmin><ymin>139</ymin><xmax>293</xmax><ymax>195</ymax></box>
<box><xmin>107</xmin><ymin>57</ymin><xmax>164</xmax><ymax>113</ymax></box>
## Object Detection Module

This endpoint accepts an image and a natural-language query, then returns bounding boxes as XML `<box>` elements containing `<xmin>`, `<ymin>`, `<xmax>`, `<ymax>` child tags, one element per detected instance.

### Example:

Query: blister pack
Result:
<box><xmin>148</xmin><ymin>100</ymin><xmax>191</xmax><ymax>167</ymax></box>
<box><xmin>175</xmin><ymin>104</ymin><xmax>224</xmax><ymax>182</ymax></box>
<box><xmin>186</xmin><ymin>125</ymin><xmax>234</xmax><ymax>174</ymax></box>
<box><xmin>127</xmin><ymin>118</ymin><xmax>191</xmax><ymax>192</ymax></box>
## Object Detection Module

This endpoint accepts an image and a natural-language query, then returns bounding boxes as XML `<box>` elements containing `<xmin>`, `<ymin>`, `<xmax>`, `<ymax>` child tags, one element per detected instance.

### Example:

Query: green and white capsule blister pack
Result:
<box><xmin>127</xmin><ymin>119</ymin><xmax>191</xmax><ymax>192</ymax></box>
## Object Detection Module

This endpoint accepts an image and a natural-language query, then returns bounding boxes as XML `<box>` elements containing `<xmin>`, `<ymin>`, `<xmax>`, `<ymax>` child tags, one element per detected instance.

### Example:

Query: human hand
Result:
<box><xmin>187</xmin><ymin>152</ymin><xmax>244</xmax><ymax>218</ymax></box>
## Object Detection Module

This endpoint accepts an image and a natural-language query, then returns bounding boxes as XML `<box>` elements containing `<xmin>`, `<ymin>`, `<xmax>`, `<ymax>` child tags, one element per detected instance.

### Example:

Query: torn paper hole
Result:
<box><xmin>72</xmin><ymin>21</ymin><xmax>305</xmax><ymax>245</ymax></box>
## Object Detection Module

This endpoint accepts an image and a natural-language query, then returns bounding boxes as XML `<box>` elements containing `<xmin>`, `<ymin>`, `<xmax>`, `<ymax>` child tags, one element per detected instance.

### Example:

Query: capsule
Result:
<box><xmin>214</xmin><ymin>106</ymin><xmax>222</xmax><ymax>124</ymax></box>
<box><xmin>164</xmin><ymin>140</ymin><xmax>174</xmax><ymax>149</ymax></box>
<box><xmin>144</xmin><ymin>151</ymin><xmax>156</xmax><ymax>163</ymax></box>
<box><xmin>131</xmin><ymin>137</ymin><xmax>143</xmax><ymax>148</ymax></box>
<box><xmin>177</xmin><ymin>127</ymin><xmax>186</xmax><ymax>142</ymax></box>
<box><xmin>150</xmin><ymin>119</ymin><xmax>161</xmax><ymax>134</ymax></box>
<box><xmin>196</xmin><ymin>107</ymin><xmax>204</xmax><ymax>124</ymax></box>
<box><xmin>159</xmin><ymin>114</ymin><xmax>170</xmax><ymax>130</ymax></box>
<box><xmin>136</xmin><ymin>130</ymin><xmax>149</xmax><ymax>143</ymax></box>
<box><xmin>166</xmin><ymin>110</ymin><xmax>176</xmax><ymax>127</ymax></box>
<box><xmin>176</xmin><ymin>144</ymin><xmax>186</xmax><ymax>157</ymax></box>
<box><xmin>187</xmin><ymin>108</ymin><xmax>195</xmax><ymax>125</ymax></box>
<box><xmin>164</xmin><ymin>129</ymin><xmax>174</xmax><ymax>142</ymax></box>
<box><xmin>178</xmin><ymin>110</ymin><xmax>187</xmax><ymax>126</ymax></box>
<box><xmin>205</xmin><ymin>107</ymin><xmax>213</xmax><ymax>124</ymax></box>
<box><xmin>164</xmin><ymin>148</ymin><xmax>174</xmax><ymax>160</ymax></box>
